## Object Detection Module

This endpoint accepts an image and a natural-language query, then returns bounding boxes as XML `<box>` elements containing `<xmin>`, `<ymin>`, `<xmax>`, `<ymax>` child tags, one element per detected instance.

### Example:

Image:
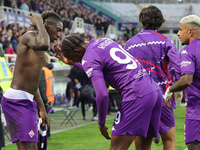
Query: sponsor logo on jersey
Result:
<box><xmin>29</xmin><ymin>130</ymin><xmax>35</xmax><ymax>138</ymax></box>
<box><xmin>181</xmin><ymin>50</ymin><xmax>188</xmax><ymax>55</ymax></box>
<box><xmin>181</xmin><ymin>61</ymin><xmax>191</xmax><ymax>68</ymax></box>
<box><xmin>98</xmin><ymin>38</ymin><xmax>114</xmax><ymax>49</ymax></box>
<box><xmin>86</xmin><ymin>67</ymin><xmax>93</xmax><ymax>77</ymax></box>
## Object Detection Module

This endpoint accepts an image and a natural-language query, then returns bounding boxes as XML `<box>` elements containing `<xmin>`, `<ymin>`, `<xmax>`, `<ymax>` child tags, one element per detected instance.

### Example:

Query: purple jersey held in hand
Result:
<box><xmin>37</xmin><ymin>118</ymin><xmax>47</xmax><ymax>150</ymax></box>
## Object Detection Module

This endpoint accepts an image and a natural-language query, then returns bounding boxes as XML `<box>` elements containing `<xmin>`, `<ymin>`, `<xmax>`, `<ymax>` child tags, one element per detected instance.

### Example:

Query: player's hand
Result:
<box><xmin>39</xmin><ymin>108</ymin><xmax>50</xmax><ymax>129</ymax></box>
<box><xmin>28</xmin><ymin>14</ymin><xmax>43</xmax><ymax>28</ymax></box>
<box><xmin>99</xmin><ymin>125</ymin><xmax>111</xmax><ymax>140</ymax></box>
<box><xmin>164</xmin><ymin>87</ymin><xmax>173</xmax><ymax>108</ymax></box>
<box><xmin>177</xmin><ymin>91</ymin><xmax>183</xmax><ymax>101</ymax></box>
<box><xmin>53</xmin><ymin>45</ymin><xmax>74</xmax><ymax>65</ymax></box>
<box><xmin>164</xmin><ymin>99</ymin><xmax>172</xmax><ymax>109</ymax></box>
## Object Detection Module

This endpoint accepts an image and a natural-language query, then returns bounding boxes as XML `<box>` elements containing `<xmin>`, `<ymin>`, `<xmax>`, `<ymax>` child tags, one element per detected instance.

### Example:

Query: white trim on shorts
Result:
<box><xmin>4</xmin><ymin>88</ymin><xmax>34</xmax><ymax>102</ymax></box>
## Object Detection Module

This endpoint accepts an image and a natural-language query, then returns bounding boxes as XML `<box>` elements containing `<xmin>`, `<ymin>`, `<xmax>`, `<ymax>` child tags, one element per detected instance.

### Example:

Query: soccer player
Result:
<box><xmin>54</xmin><ymin>34</ymin><xmax>163</xmax><ymax>149</ymax></box>
<box><xmin>124</xmin><ymin>5</ymin><xmax>181</xmax><ymax>150</ymax></box>
<box><xmin>1</xmin><ymin>11</ymin><xmax>63</xmax><ymax>150</ymax></box>
<box><xmin>164</xmin><ymin>15</ymin><xmax>200</xmax><ymax>150</ymax></box>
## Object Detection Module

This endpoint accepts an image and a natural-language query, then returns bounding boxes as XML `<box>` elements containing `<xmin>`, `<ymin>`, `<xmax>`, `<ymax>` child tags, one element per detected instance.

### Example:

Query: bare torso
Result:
<box><xmin>11</xmin><ymin>31</ymin><xmax>46</xmax><ymax>95</ymax></box>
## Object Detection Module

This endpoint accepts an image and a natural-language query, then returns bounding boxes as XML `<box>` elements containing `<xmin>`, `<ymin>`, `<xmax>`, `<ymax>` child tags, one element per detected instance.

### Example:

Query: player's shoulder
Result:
<box><xmin>19</xmin><ymin>31</ymin><xmax>36</xmax><ymax>44</ymax></box>
<box><xmin>21</xmin><ymin>31</ymin><xmax>35</xmax><ymax>39</ymax></box>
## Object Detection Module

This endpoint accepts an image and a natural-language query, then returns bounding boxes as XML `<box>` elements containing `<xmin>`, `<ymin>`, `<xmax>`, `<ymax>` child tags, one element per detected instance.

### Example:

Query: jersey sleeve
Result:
<box><xmin>180</xmin><ymin>47</ymin><xmax>195</xmax><ymax>75</ymax></box>
<box><xmin>82</xmin><ymin>51</ymin><xmax>109</xmax><ymax>126</ymax></box>
<box><xmin>93</xmin><ymin>78</ymin><xmax>109</xmax><ymax>126</ymax></box>
<box><xmin>82</xmin><ymin>51</ymin><xmax>104</xmax><ymax>82</ymax></box>
<box><xmin>166</xmin><ymin>37</ymin><xmax>181</xmax><ymax>80</ymax></box>
<box><xmin>73</xmin><ymin>62</ymin><xmax>84</xmax><ymax>71</ymax></box>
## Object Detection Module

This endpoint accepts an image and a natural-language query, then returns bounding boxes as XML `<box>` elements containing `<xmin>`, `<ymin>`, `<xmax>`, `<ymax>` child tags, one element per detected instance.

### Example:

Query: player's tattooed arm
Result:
<box><xmin>169</xmin><ymin>74</ymin><xmax>193</xmax><ymax>92</ymax></box>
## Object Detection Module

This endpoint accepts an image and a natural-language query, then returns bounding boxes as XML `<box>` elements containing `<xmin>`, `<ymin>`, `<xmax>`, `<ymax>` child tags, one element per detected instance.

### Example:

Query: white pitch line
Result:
<box><xmin>5</xmin><ymin>117</ymin><xmax>115</xmax><ymax>146</ymax></box>
<box><xmin>51</xmin><ymin>117</ymin><xmax>114</xmax><ymax>134</ymax></box>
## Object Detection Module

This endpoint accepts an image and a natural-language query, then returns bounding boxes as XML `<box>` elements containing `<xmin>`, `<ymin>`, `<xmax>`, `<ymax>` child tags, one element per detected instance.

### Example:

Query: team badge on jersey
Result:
<box><xmin>29</xmin><ymin>130</ymin><xmax>35</xmax><ymax>138</ymax></box>
<box><xmin>112</xmin><ymin>126</ymin><xmax>116</xmax><ymax>131</ymax></box>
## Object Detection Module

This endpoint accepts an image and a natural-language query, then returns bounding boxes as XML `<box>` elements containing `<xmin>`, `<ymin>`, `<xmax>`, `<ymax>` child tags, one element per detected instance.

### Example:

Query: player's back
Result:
<box><xmin>11</xmin><ymin>31</ymin><xmax>45</xmax><ymax>95</ymax></box>
<box><xmin>125</xmin><ymin>29</ymin><xmax>176</xmax><ymax>93</ymax></box>
<box><xmin>82</xmin><ymin>38</ymin><xmax>160</xmax><ymax>102</ymax></box>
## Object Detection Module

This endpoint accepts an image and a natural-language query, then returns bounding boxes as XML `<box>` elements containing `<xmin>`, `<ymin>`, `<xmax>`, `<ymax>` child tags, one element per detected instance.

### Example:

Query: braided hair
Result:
<box><xmin>61</xmin><ymin>34</ymin><xmax>85</xmax><ymax>58</ymax></box>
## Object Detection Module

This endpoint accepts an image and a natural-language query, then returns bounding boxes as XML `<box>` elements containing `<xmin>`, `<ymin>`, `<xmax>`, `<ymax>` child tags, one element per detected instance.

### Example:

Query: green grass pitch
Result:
<box><xmin>2</xmin><ymin>106</ymin><xmax>186</xmax><ymax>150</ymax></box>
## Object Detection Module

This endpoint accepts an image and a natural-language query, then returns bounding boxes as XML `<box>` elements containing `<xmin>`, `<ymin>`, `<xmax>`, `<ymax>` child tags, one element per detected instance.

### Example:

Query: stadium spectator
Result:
<box><xmin>5</xmin><ymin>42</ymin><xmax>15</xmax><ymax>62</ymax></box>
<box><xmin>39</xmin><ymin>52</ymin><xmax>55</xmax><ymax>139</ymax></box>
<box><xmin>9</xmin><ymin>64</ymin><xmax>15</xmax><ymax>74</ymax></box>
<box><xmin>0</xmin><ymin>44</ymin><xmax>11</xmax><ymax>150</ymax></box>
<box><xmin>0</xmin><ymin>87</ymin><xmax>5</xmax><ymax>150</ymax></box>
<box><xmin>1</xmin><ymin>11</ymin><xmax>62</xmax><ymax>149</ymax></box>
<box><xmin>66</xmin><ymin>66</ymin><xmax>88</xmax><ymax>107</ymax></box>
<box><xmin>3</xmin><ymin>0</ymin><xmax>120</xmax><ymax>43</ymax></box>
<box><xmin>95</xmin><ymin>19</ymin><xmax>103</xmax><ymax>37</ymax></box>
<box><xmin>54</xmin><ymin>34</ymin><xmax>163</xmax><ymax>149</ymax></box>
<box><xmin>29</xmin><ymin>0</ymin><xmax>37</xmax><ymax>12</ymax></box>
<box><xmin>164</xmin><ymin>14</ymin><xmax>200</xmax><ymax>150</ymax></box>
<box><xmin>124</xmin><ymin>5</ymin><xmax>182</xmax><ymax>150</ymax></box>
<box><xmin>11</xmin><ymin>31</ymin><xmax>19</xmax><ymax>53</ymax></box>
<box><xmin>20</xmin><ymin>0</ymin><xmax>29</xmax><ymax>12</ymax></box>
<box><xmin>76</xmin><ymin>80</ymin><xmax>98</xmax><ymax>121</ymax></box>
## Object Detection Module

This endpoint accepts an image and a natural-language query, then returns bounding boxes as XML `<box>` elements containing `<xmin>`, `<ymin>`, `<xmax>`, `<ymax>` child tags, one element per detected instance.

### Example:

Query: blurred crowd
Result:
<box><xmin>2</xmin><ymin>0</ymin><xmax>139</xmax><ymax>61</ymax></box>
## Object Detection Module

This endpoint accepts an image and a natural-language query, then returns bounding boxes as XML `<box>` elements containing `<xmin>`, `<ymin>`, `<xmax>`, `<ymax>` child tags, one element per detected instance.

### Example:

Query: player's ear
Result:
<box><xmin>44</xmin><ymin>21</ymin><xmax>50</xmax><ymax>28</ymax></box>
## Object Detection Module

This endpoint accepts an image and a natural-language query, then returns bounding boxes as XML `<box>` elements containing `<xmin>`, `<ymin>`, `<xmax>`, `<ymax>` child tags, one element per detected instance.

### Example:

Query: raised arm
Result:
<box><xmin>21</xmin><ymin>14</ymin><xmax>50</xmax><ymax>51</ymax></box>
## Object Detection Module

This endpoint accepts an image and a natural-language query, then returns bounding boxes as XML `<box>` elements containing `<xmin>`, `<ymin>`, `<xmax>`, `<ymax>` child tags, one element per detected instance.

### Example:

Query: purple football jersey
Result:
<box><xmin>82</xmin><ymin>38</ymin><xmax>161</xmax><ymax>125</ymax></box>
<box><xmin>180</xmin><ymin>39</ymin><xmax>200</xmax><ymax>120</ymax></box>
<box><xmin>124</xmin><ymin>29</ymin><xmax>181</xmax><ymax>109</ymax></box>
<box><xmin>82</xmin><ymin>38</ymin><xmax>160</xmax><ymax>101</ymax></box>
<box><xmin>37</xmin><ymin>118</ymin><xmax>47</xmax><ymax>150</ymax></box>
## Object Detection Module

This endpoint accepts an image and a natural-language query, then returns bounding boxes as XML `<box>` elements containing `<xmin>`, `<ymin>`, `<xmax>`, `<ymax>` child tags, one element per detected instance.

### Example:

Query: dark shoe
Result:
<box><xmin>83</xmin><ymin>116</ymin><xmax>86</xmax><ymax>120</ymax></box>
<box><xmin>154</xmin><ymin>136</ymin><xmax>160</xmax><ymax>144</ymax></box>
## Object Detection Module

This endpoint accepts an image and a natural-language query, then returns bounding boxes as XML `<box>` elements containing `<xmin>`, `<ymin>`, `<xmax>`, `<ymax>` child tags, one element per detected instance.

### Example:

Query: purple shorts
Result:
<box><xmin>159</xmin><ymin>105</ymin><xmax>175</xmax><ymax>134</ymax></box>
<box><xmin>111</xmin><ymin>90</ymin><xmax>163</xmax><ymax>138</ymax></box>
<box><xmin>185</xmin><ymin>119</ymin><xmax>200</xmax><ymax>144</ymax></box>
<box><xmin>1</xmin><ymin>96</ymin><xmax>38</xmax><ymax>143</ymax></box>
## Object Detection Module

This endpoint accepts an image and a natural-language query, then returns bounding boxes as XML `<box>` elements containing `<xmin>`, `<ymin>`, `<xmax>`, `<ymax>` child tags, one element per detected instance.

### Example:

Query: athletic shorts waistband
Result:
<box><xmin>4</xmin><ymin>88</ymin><xmax>34</xmax><ymax>102</ymax></box>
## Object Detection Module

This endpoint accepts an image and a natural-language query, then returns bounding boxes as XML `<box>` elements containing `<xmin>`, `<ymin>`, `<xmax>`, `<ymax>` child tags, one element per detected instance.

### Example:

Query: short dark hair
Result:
<box><xmin>139</xmin><ymin>5</ymin><xmax>165</xmax><ymax>30</ymax></box>
<box><xmin>41</xmin><ymin>11</ymin><xmax>62</xmax><ymax>24</ymax></box>
<box><xmin>61</xmin><ymin>34</ymin><xmax>85</xmax><ymax>57</ymax></box>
